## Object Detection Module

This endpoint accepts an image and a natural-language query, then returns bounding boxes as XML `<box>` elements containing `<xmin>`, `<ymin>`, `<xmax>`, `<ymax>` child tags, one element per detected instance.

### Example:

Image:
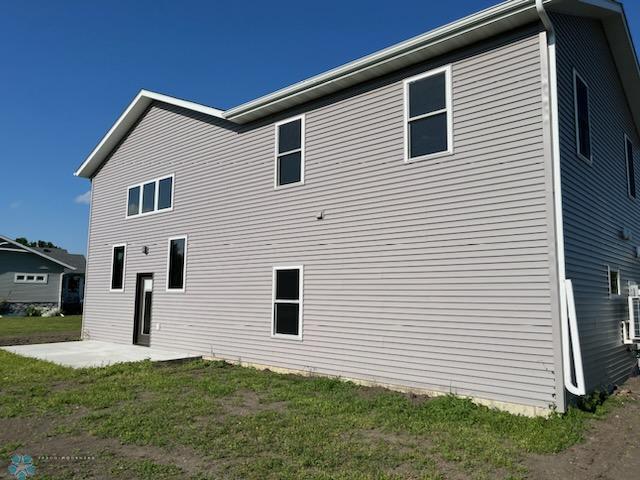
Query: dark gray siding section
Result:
<box><xmin>0</xmin><ymin>251</ymin><xmax>63</xmax><ymax>303</ymax></box>
<box><xmin>84</xmin><ymin>29</ymin><xmax>560</xmax><ymax>411</ymax></box>
<box><xmin>554</xmin><ymin>13</ymin><xmax>640</xmax><ymax>390</ymax></box>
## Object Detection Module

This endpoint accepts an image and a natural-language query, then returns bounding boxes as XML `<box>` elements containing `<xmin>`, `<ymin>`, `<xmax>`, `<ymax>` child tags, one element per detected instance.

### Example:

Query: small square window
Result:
<box><xmin>16</xmin><ymin>275</ymin><xmax>25</xmax><ymax>281</ymax></box>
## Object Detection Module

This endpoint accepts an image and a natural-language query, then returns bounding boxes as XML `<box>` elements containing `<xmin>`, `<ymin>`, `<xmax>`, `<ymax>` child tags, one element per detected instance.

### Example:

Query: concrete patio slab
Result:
<box><xmin>1</xmin><ymin>340</ymin><xmax>201</xmax><ymax>368</ymax></box>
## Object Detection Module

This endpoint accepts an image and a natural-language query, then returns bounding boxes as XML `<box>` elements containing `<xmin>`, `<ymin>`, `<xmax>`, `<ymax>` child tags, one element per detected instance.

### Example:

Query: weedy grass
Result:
<box><xmin>0</xmin><ymin>350</ymin><xmax>626</xmax><ymax>480</ymax></box>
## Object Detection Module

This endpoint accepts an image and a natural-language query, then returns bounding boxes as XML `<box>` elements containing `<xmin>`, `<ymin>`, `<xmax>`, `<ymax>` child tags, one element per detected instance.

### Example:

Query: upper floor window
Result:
<box><xmin>14</xmin><ymin>273</ymin><xmax>48</xmax><ymax>284</ymax></box>
<box><xmin>127</xmin><ymin>174</ymin><xmax>174</xmax><ymax>218</ymax></box>
<box><xmin>573</xmin><ymin>70</ymin><xmax>592</xmax><ymax>163</ymax></box>
<box><xmin>272</xmin><ymin>266</ymin><xmax>303</xmax><ymax>339</ymax></box>
<box><xmin>110</xmin><ymin>244</ymin><xmax>126</xmax><ymax>291</ymax></box>
<box><xmin>166</xmin><ymin>236</ymin><xmax>187</xmax><ymax>292</ymax></box>
<box><xmin>404</xmin><ymin>65</ymin><xmax>453</xmax><ymax>162</ymax></box>
<box><xmin>625</xmin><ymin>136</ymin><xmax>636</xmax><ymax>198</ymax></box>
<box><xmin>275</xmin><ymin>116</ymin><xmax>305</xmax><ymax>188</ymax></box>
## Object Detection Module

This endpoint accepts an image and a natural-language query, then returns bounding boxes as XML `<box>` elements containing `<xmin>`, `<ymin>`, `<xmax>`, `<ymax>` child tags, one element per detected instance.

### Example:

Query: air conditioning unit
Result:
<box><xmin>623</xmin><ymin>294</ymin><xmax>640</xmax><ymax>344</ymax></box>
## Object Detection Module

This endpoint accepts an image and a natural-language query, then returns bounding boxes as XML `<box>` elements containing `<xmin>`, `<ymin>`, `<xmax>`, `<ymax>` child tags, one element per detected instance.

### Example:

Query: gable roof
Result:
<box><xmin>33</xmin><ymin>247</ymin><xmax>86</xmax><ymax>274</ymax></box>
<box><xmin>74</xmin><ymin>0</ymin><xmax>640</xmax><ymax>179</ymax></box>
<box><xmin>0</xmin><ymin>235</ymin><xmax>78</xmax><ymax>270</ymax></box>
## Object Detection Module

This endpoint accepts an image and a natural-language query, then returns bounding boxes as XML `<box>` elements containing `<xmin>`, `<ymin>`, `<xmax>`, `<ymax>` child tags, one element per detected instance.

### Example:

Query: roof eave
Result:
<box><xmin>74</xmin><ymin>90</ymin><xmax>225</xmax><ymax>178</ymax></box>
<box><xmin>0</xmin><ymin>235</ymin><xmax>77</xmax><ymax>270</ymax></box>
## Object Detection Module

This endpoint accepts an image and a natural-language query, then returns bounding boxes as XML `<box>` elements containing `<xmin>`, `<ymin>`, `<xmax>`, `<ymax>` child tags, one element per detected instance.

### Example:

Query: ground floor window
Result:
<box><xmin>272</xmin><ymin>266</ymin><xmax>303</xmax><ymax>338</ymax></box>
<box><xmin>608</xmin><ymin>266</ymin><xmax>621</xmax><ymax>296</ymax></box>
<box><xmin>110</xmin><ymin>244</ymin><xmax>126</xmax><ymax>291</ymax></box>
<box><xmin>14</xmin><ymin>273</ymin><xmax>48</xmax><ymax>284</ymax></box>
<box><xmin>167</xmin><ymin>236</ymin><xmax>187</xmax><ymax>291</ymax></box>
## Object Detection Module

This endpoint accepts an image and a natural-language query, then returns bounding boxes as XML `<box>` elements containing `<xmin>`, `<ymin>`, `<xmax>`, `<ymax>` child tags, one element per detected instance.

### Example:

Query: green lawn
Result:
<box><xmin>0</xmin><ymin>350</ymin><xmax>627</xmax><ymax>480</ymax></box>
<box><xmin>0</xmin><ymin>316</ymin><xmax>82</xmax><ymax>337</ymax></box>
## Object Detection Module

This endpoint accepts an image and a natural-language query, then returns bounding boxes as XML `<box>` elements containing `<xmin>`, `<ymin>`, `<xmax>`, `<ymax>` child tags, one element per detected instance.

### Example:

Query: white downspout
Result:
<box><xmin>536</xmin><ymin>0</ymin><xmax>586</xmax><ymax>397</ymax></box>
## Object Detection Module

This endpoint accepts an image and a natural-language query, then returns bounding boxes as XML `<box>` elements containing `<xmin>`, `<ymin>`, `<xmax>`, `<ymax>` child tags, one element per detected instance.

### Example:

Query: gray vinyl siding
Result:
<box><xmin>84</xmin><ymin>28</ymin><xmax>560</xmax><ymax>410</ymax></box>
<box><xmin>0</xmin><ymin>251</ymin><xmax>63</xmax><ymax>303</ymax></box>
<box><xmin>554</xmin><ymin>13</ymin><xmax>640</xmax><ymax>391</ymax></box>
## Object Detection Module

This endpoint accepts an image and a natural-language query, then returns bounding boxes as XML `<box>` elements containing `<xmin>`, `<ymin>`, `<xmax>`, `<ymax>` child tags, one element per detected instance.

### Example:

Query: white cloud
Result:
<box><xmin>9</xmin><ymin>201</ymin><xmax>21</xmax><ymax>209</ymax></box>
<box><xmin>74</xmin><ymin>190</ymin><xmax>91</xmax><ymax>205</ymax></box>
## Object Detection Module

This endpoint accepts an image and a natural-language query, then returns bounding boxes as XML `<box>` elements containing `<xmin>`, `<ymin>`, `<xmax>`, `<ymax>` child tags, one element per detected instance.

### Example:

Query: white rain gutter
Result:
<box><xmin>536</xmin><ymin>0</ymin><xmax>586</xmax><ymax>397</ymax></box>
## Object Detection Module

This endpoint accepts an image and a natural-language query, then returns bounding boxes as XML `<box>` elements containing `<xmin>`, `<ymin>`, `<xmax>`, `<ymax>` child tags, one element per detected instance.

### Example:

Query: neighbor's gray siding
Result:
<box><xmin>84</xmin><ymin>28</ymin><xmax>560</xmax><ymax>410</ymax></box>
<box><xmin>554</xmin><ymin>13</ymin><xmax>640</xmax><ymax>390</ymax></box>
<box><xmin>0</xmin><ymin>251</ymin><xmax>63</xmax><ymax>303</ymax></box>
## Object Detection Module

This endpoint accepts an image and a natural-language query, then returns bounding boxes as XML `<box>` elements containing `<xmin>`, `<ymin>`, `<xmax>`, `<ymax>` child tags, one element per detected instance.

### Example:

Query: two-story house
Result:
<box><xmin>75</xmin><ymin>0</ymin><xmax>640</xmax><ymax>416</ymax></box>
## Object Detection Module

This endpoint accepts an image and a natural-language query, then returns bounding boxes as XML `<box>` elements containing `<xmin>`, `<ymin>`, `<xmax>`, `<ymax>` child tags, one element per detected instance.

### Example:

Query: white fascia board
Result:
<box><xmin>0</xmin><ymin>235</ymin><xmax>77</xmax><ymax>270</ymax></box>
<box><xmin>74</xmin><ymin>90</ymin><xmax>225</xmax><ymax>178</ymax></box>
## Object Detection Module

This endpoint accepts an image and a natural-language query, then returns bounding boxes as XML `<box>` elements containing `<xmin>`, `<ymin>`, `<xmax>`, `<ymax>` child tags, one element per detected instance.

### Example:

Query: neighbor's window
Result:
<box><xmin>573</xmin><ymin>70</ymin><xmax>592</xmax><ymax>162</ymax></box>
<box><xmin>272</xmin><ymin>266</ymin><xmax>303</xmax><ymax>338</ymax></box>
<box><xmin>110</xmin><ymin>244</ymin><xmax>126</xmax><ymax>291</ymax></box>
<box><xmin>275</xmin><ymin>116</ymin><xmax>304</xmax><ymax>187</ymax></box>
<box><xmin>608</xmin><ymin>266</ymin><xmax>621</xmax><ymax>296</ymax></box>
<box><xmin>405</xmin><ymin>65</ymin><xmax>452</xmax><ymax>161</ymax></box>
<box><xmin>127</xmin><ymin>175</ymin><xmax>174</xmax><ymax>217</ymax></box>
<box><xmin>14</xmin><ymin>273</ymin><xmax>48</xmax><ymax>284</ymax></box>
<box><xmin>626</xmin><ymin>136</ymin><xmax>636</xmax><ymax>198</ymax></box>
<box><xmin>167</xmin><ymin>236</ymin><xmax>187</xmax><ymax>291</ymax></box>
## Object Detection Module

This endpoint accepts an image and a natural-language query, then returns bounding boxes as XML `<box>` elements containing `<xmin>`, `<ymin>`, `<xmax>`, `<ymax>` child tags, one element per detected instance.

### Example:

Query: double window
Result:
<box><xmin>573</xmin><ymin>70</ymin><xmax>592</xmax><ymax>163</ymax></box>
<box><xmin>110</xmin><ymin>244</ymin><xmax>126</xmax><ymax>291</ymax></box>
<box><xmin>127</xmin><ymin>174</ymin><xmax>174</xmax><ymax>217</ymax></box>
<box><xmin>625</xmin><ymin>136</ymin><xmax>636</xmax><ymax>199</ymax></box>
<box><xmin>167</xmin><ymin>236</ymin><xmax>187</xmax><ymax>291</ymax></box>
<box><xmin>272</xmin><ymin>266</ymin><xmax>303</xmax><ymax>339</ymax></box>
<box><xmin>275</xmin><ymin>116</ymin><xmax>305</xmax><ymax>188</ymax></box>
<box><xmin>14</xmin><ymin>273</ymin><xmax>48</xmax><ymax>284</ymax></box>
<box><xmin>404</xmin><ymin>66</ymin><xmax>453</xmax><ymax>161</ymax></box>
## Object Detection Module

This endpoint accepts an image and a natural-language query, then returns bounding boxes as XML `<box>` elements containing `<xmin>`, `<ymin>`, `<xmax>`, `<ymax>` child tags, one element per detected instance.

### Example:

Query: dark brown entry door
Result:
<box><xmin>134</xmin><ymin>273</ymin><xmax>153</xmax><ymax>346</ymax></box>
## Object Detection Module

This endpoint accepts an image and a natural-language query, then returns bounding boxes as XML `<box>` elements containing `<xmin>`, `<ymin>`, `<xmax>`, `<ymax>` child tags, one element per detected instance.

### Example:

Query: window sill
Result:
<box><xmin>274</xmin><ymin>181</ymin><xmax>305</xmax><ymax>191</ymax></box>
<box><xmin>126</xmin><ymin>207</ymin><xmax>173</xmax><ymax>220</ymax></box>
<box><xmin>405</xmin><ymin>148</ymin><xmax>454</xmax><ymax>164</ymax></box>
<box><xmin>576</xmin><ymin>151</ymin><xmax>592</xmax><ymax>165</ymax></box>
<box><xmin>271</xmin><ymin>333</ymin><xmax>303</xmax><ymax>341</ymax></box>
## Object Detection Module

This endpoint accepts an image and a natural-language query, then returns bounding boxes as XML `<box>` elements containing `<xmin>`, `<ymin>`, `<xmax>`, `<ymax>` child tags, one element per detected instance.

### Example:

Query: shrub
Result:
<box><xmin>24</xmin><ymin>305</ymin><xmax>42</xmax><ymax>317</ymax></box>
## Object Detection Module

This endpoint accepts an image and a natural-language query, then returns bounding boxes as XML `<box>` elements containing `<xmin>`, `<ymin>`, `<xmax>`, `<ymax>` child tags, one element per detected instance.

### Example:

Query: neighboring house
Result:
<box><xmin>74</xmin><ymin>0</ymin><xmax>640</xmax><ymax>416</ymax></box>
<box><xmin>0</xmin><ymin>235</ymin><xmax>85</xmax><ymax>315</ymax></box>
<box><xmin>32</xmin><ymin>247</ymin><xmax>86</xmax><ymax>314</ymax></box>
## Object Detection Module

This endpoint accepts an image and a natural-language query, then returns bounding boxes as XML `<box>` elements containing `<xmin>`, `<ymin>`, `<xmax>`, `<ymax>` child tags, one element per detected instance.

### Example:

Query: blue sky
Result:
<box><xmin>1</xmin><ymin>1</ymin><xmax>639</xmax><ymax>254</ymax></box>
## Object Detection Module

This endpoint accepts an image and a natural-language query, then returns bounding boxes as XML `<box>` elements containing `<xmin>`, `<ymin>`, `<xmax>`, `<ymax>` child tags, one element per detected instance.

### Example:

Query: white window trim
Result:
<box><xmin>109</xmin><ymin>243</ymin><xmax>127</xmax><ymax>292</ymax></box>
<box><xmin>271</xmin><ymin>265</ymin><xmax>304</xmax><ymax>341</ymax></box>
<box><xmin>625</xmin><ymin>134</ymin><xmax>635</xmax><ymax>199</ymax></box>
<box><xmin>166</xmin><ymin>235</ymin><xmax>188</xmax><ymax>293</ymax></box>
<box><xmin>14</xmin><ymin>273</ymin><xmax>48</xmax><ymax>284</ymax></box>
<box><xmin>274</xmin><ymin>115</ymin><xmax>306</xmax><ymax>190</ymax></box>
<box><xmin>608</xmin><ymin>265</ymin><xmax>621</xmax><ymax>296</ymax></box>
<box><xmin>404</xmin><ymin>65</ymin><xmax>454</xmax><ymax>163</ymax></box>
<box><xmin>573</xmin><ymin>69</ymin><xmax>593</xmax><ymax>165</ymax></box>
<box><xmin>125</xmin><ymin>173</ymin><xmax>175</xmax><ymax>219</ymax></box>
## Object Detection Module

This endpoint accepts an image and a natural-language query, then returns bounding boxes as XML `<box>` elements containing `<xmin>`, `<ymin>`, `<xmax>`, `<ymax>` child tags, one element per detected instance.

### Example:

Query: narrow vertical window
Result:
<box><xmin>608</xmin><ymin>266</ymin><xmax>620</xmax><ymax>296</ymax></box>
<box><xmin>167</xmin><ymin>236</ymin><xmax>187</xmax><ymax>291</ymax></box>
<box><xmin>574</xmin><ymin>70</ymin><xmax>592</xmax><ymax>162</ymax></box>
<box><xmin>272</xmin><ymin>266</ymin><xmax>303</xmax><ymax>338</ymax></box>
<box><xmin>158</xmin><ymin>176</ymin><xmax>173</xmax><ymax>210</ymax></box>
<box><xmin>626</xmin><ymin>136</ymin><xmax>635</xmax><ymax>198</ymax></box>
<box><xmin>275</xmin><ymin>116</ymin><xmax>304</xmax><ymax>187</ymax></box>
<box><xmin>127</xmin><ymin>186</ymin><xmax>140</xmax><ymax>217</ymax></box>
<box><xmin>142</xmin><ymin>182</ymin><xmax>156</xmax><ymax>213</ymax></box>
<box><xmin>111</xmin><ymin>244</ymin><xmax>126</xmax><ymax>291</ymax></box>
<box><xmin>405</xmin><ymin>66</ymin><xmax>452</xmax><ymax>161</ymax></box>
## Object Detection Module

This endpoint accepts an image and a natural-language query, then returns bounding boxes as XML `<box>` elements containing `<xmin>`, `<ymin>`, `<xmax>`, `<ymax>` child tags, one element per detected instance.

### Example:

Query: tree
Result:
<box><xmin>14</xmin><ymin>237</ymin><xmax>60</xmax><ymax>249</ymax></box>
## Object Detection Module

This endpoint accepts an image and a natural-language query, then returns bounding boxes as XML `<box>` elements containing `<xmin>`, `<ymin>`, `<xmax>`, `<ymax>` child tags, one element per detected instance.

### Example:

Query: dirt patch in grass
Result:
<box><xmin>0</xmin><ymin>331</ymin><xmax>80</xmax><ymax>346</ymax></box>
<box><xmin>218</xmin><ymin>389</ymin><xmax>288</xmax><ymax>417</ymax></box>
<box><xmin>526</xmin><ymin>377</ymin><xmax>640</xmax><ymax>480</ymax></box>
